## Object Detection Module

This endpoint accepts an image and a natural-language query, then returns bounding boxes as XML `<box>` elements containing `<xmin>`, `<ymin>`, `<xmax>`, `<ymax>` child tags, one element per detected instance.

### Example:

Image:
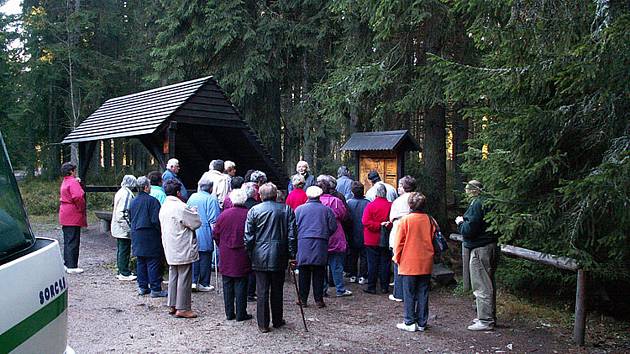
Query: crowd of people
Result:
<box><xmin>58</xmin><ymin>159</ymin><xmax>498</xmax><ymax>333</ymax></box>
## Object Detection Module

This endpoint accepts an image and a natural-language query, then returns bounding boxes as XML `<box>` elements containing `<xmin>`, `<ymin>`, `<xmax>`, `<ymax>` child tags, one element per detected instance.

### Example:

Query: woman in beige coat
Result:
<box><xmin>159</xmin><ymin>180</ymin><xmax>202</xmax><ymax>318</ymax></box>
<box><xmin>111</xmin><ymin>175</ymin><xmax>137</xmax><ymax>281</ymax></box>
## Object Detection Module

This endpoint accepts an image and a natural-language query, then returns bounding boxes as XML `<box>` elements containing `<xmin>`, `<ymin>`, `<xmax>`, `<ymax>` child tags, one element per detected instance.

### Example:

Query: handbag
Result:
<box><xmin>429</xmin><ymin>216</ymin><xmax>448</xmax><ymax>254</ymax></box>
<box><xmin>378</xmin><ymin>224</ymin><xmax>390</xmax><ymax>248</ymax></box>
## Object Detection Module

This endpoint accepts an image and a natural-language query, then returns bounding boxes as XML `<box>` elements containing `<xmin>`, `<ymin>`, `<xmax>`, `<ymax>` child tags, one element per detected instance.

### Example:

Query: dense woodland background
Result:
<box><xmin>0</xmin><ymin>1</ymin><xmax>628</xmax><ymax>314</ymax></box>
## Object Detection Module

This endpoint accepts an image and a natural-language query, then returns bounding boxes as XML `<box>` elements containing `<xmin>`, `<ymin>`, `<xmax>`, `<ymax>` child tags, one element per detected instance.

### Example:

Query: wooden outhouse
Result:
<box><xmin>341</xmin><ymin>130</ymin><xmax>420</xmax><ymax>190</ymax></box>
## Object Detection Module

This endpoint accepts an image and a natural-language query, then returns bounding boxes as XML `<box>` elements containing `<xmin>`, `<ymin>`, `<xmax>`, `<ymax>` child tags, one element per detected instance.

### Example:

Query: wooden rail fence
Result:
<box><xmin>449</xmin><ymin>233</ymin><xmax>587</xmax><ymax>346</ymax></box>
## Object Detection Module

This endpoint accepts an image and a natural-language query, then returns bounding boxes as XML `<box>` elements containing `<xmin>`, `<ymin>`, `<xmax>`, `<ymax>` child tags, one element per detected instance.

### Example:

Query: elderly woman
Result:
<box><xmin>58</xmin><ymin>162</ymin><xmax>87</xmax><ymax>274</ymax></box>
<box><xmin>389</xmin><ymin>176</ymin><xmax>417</xmax><ymax>302</ymax></box>
<box><xmin>223</xmin><ymin>176</ymin><xmax>245</xmax><ymax>210</ymax></box>
<box><xmin>318</xmin><ymin>178</ymin><xmax>352</xmax><ymax>297</ymax></box>
<box><xmin>250</xmin><ymin>170</ymin><xmax>267</xmax><ymax>202</ymax></box>
<box><xmin>295</xmin><ymin>186</ymin><xmax>337</xmax><ymax>307</ymax></box>
<box><xmin>361</xmin><ymin>183</ymin><xmax>393</xmax><ymax>294</ymax></box>
<box><xmin>160</xmin><ymin>180</ymin><xmax>202</xmax><ymax>318</ymax></box>
<box><xmin>393</xmin><ymin>192</ymin><xmax>435</xmax><ymax>332</ymax></box>
<box><xmin>285</xmin><ymin>174</ymin><xmax>307</xmax><ymax>211</ymax></box>
<box><xmin>242</xmin><ymin>181</ymin><xmax>260</xmax><ymax>301</ymax></box>
<box><xmin>129</xmin><ymin>176</ymin><xmax>165</xmax><ymax>297</ymax></box>
<box><xmin>187</xmin><ymin>178</ymin><xmax>220</xmax><ymax>292</ymax></box>
<box><xmin>111</xmin><ymin>175</ymin><xmax>137</xmax><ymax>281</ymax></box>
<box><xmin>213</xmin><ymin>189</ymin><xmax>252</xmax><ymax>321</ymax></box>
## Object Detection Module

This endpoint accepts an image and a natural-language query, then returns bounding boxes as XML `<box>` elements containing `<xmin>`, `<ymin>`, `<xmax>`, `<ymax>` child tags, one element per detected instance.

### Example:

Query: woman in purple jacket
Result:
<box><xmin>213</xmin><ymin>188</ymin><xmax>253</xmax><ymax>321</ymax></box>
<box><xmin>294</xmin><ymin>186</ymin><xmax>337</xmax><ymax>307</ymax></box>
<box><xmin>318</xmin><ymin>178</ymin><xmax>352</xmax><ymax>297</ymax></box>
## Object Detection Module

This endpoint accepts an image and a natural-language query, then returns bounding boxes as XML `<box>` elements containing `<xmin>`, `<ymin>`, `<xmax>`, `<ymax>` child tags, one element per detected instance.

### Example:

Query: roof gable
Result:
<box><xmin>341</xmin><ymin>130</ymin><xmax>421</xmax><ymax>152</ymax></box>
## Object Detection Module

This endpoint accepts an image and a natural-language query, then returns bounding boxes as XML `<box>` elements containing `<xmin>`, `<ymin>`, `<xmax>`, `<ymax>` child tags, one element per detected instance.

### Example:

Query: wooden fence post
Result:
<box><xmin>462</xmin><ymin>246</ymin><xmax>471</xmax><ymax>291</ymax></box>
<box><xmin>574</xmin><ymin>269</ymin><xmax>587</xmax><ymax>346</ymax></box>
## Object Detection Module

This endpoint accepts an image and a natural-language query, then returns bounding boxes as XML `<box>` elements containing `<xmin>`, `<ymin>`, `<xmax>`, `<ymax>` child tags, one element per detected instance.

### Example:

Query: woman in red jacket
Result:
<box><xmin>361</xmin><ymin>183</ymin><xmax>393</xmax><ymax>294</ymax></box>
<box><xmin>58</xmin><ymin>162</ymin><xmax>87</xmax><ymax>274</ymax></box>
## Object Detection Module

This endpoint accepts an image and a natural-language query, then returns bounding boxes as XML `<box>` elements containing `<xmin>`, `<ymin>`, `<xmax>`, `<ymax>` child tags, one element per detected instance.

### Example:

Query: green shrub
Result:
<box><xmin>19</xmin><ymin>178</ymin><xmax>114</xmax><ymax>216</ymax></box>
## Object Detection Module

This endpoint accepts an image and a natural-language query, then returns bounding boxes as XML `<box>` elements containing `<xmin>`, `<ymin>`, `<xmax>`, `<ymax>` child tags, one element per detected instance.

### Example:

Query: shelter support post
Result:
<box><xmin>78</xmin><ymin>141</ymin><xmax>97</xmax><ymax>182</ymax></box>
<box><xmin>167</xmin><ymin>121</ymin><xmax>177</xmax><ymax>160</ymax></box>
<box><xmin>574</xmin><ymin>269</ymin><xmax>587</xmax><ymax>346</ymax></box>
<box><xmin>462</xmin><ymin>245</ymin><xmax>471</xmax><ymax>291</ymax></box>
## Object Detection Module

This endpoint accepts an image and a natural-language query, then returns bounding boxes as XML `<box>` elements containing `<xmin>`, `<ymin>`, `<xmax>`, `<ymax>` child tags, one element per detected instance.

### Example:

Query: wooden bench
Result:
<box><xmin>94</xmin><ymin>210</ymin><xmax>112</xmax><ymax>234</ymax></box>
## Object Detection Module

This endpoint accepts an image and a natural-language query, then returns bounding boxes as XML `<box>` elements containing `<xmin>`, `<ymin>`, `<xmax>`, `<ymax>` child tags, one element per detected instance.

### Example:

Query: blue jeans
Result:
<box><xmin>192</xmin><ymin>251</ymin><xmax>212</xmax><ymax>287</ymax></box>
<box><xmin>393</xmin><ymin>263</ymin><xmax>404</xmax><ymax>299</ymax></box>
<box><xmin>136</xmin><ymin>256</ymin><xmax>162</xmax><ymax>292</ymax></box>
<box><xmin>402</xmin><ymin>274</ymin><xmax>430</xmax><ymax>327</ymax></box>
<box><xmin>327</xmin><ymin>253</ymin><xmax>347</xmax><ymax>295</ymax></box>
<box><xmin>366</xmin><ymin>246</ymin><xmax>391</xmax><ymax>292</ymax></box>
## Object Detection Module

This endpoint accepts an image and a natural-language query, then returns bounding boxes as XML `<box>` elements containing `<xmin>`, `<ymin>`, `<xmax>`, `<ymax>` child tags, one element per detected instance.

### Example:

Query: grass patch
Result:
<box><xmin>18</xmin><ymin>178</ymin><xmax>114</xmax><ymax>216</ymax></box>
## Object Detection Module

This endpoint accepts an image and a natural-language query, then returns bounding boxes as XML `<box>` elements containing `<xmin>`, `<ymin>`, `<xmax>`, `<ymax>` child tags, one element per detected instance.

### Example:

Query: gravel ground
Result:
<box><xmin>33</xmin><ymin>223</ymin><xmax>597</xmax><ymax>353</ymax></box>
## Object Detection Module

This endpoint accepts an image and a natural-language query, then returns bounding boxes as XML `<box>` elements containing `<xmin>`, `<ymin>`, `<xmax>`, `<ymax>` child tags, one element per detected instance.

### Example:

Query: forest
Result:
<box><xmin>0</xmin><ymin>1</ymin><xmax>628</xmax><ymax>313</ymax></box>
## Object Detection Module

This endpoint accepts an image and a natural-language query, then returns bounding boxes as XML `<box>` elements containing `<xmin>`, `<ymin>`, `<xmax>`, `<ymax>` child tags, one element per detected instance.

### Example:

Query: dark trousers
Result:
<box><xmin>298</xmin><ymin>265</ymin><xmax>325</xmax><ymax>303</ymax></box>
<box><xmin>402</xmin><ymin>274</ymin><xmax>430</xmax><ymax>327</ymax></box>
<box><xmin>136</xmin><ymin>256</ymin><xmax>162</xmax><ymax>292</ymax></box>
<box><xmin>192</xmin><ymin>251</ymin><xmax>212</xmax><ymax>286</ymax></box>
<box><xmin>346</xmin><ymin>247</ymin><xmax>367</xmax><ymax>278</ymax></box>
<box><xmin>62</xmin><ymin>226</ymin><xmax>81</xmax><ymax>268</ymax></box>
<box><xmin>248</xmin><ymin>272</ymin><xmax>257</xmax><ymax>298</ymax></box>
<box><xmin>222</xmin><ymin>275</ymin><xmax>249</xmax><ymax>320</ymax></box>
<box><xmin>116</xmin><ymin>238</ymin><xmax>132</xmax><ymax>276</ymax></box>
<box><xmin>366</xmin><ymin>246</ymin><xmax>391</xmax><ymax>292</ymax></box>
<box><xmin>393</xmin><ymin>263</ymin><xmax>404</xmax><ymax>299</ymax></box>
<box><xmin>255</xmin><ymin>271</ymin><xmax>285</xmax><ymax>329</ymax></box>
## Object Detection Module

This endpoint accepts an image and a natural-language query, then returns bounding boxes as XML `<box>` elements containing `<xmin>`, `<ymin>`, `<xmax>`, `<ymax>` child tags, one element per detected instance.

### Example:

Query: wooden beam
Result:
<box><xmin>138</xmin><ymin>135</ymin><xmax>166</xmax><ymax>170</ymax></box>
<box><xmin>574</xmin><ymin>269</ymin><xmax>587</xmax><ymax>346</ymax></box>
<box><xmin>167</xmin><ymin>121</ymin><xmax>177</xmax><ymax>160</ymax></box>
<box><xmin>78</xmin><ymin>141</ymin><xmax>97</xmax><ymax>182</ymax></box>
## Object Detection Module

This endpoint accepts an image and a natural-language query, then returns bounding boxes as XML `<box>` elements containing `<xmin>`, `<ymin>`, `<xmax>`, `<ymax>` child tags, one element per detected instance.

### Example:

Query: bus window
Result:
<box><xmin>0</xmin><ymin>132</ymin><xmax>35</xmax><ymax>262</ymax></box>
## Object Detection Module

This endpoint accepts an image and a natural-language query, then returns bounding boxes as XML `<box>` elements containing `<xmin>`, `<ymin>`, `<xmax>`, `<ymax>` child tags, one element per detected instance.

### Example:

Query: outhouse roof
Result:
<box><xmin>341</xmin><ymin>130</ymin><xmax>421</xmax><ymax>152</ymax></box>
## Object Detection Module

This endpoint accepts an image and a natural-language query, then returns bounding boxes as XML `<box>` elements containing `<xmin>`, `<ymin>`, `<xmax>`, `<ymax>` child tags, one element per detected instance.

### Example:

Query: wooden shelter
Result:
<box><xmin>62</xmin><ymin>76</ymin><xmax>286</xmax><ymax>190</ymax></box>
<box><xmin>341</xmin><ymin>130</ymin><xmax>420</xmax><ymax>190</ymax></box>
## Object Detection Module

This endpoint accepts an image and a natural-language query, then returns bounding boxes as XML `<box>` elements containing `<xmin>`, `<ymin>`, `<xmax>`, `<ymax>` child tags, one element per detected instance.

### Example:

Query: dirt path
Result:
<box><xmin>34</xmin><ymin>223</ymin><xmax>596</xmax><ymax>353</ymax></box>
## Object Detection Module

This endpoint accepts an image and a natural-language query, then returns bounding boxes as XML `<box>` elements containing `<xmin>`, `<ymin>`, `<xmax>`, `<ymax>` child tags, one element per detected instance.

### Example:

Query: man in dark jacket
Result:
<box><xmin>456</xmin><ymin>180</ymin><xmax>498</xmax><ymax>331</ymax></box>
<box><xmin>129</xmin><ymin>176</ymin><xmax>166</xmax><ymax>297</ymax></box>
<box><xmin>346</xmin><ymin>181</ymin><xmax>369</xmax><ymax>284</ymax></box>
<box><xmin>244</xmin><ymin>182</ymin><xmax>297</xmax><ymax>333</ymax></box>
<box><xmin>295</xmin><ymin>186</ymin><xmax>337</xmax><ymax>308</ymax></box>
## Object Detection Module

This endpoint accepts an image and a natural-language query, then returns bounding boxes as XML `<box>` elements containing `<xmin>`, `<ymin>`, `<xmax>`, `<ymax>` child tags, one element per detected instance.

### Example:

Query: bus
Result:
<box><xmin>0</xmin><ymin>131</ymin><xmax>72</xmax><ymax>354</ymax></box>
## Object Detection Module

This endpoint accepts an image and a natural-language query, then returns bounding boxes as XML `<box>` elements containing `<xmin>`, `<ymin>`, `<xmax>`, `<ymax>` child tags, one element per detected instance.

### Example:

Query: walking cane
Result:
<box><xmin>213</xmin><ymin>240</ymin><xmax>220</xmax><ymax>294</ymax></box>
<box><xmin>289</xmin><ymin>261</ymin><xmax>308</xmax><ymax>332</ymax></box>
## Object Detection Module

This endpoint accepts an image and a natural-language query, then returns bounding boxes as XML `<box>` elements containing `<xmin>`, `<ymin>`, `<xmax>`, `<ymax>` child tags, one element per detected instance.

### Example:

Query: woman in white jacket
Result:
<box><xmin>160</xmin><ymin>179</ymin><xmax>202</xmax><ymax>318</ymax></box>
<box><xmin>111</xmin><ymin>175</ymin><xmax>137</xmax><ymax>281</ymax></box>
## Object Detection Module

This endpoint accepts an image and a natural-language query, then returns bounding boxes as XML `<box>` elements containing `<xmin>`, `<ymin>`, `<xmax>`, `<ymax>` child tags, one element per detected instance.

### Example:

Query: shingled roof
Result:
<box><xmin>61</xmin><ymin>76</ymin><xmax>286</xmax><ymax>187</ymax></box>
<box><xmin>341</xmin><ymin>130</ymin><xmax>421</xmax><ymax>152</ymax></box>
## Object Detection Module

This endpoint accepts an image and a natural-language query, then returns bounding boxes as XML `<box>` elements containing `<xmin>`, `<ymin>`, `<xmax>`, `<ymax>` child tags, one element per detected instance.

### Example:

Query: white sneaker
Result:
<box><xmin>336</xmin><ymin>290</ymin><xmax>353</xmax><ymax>297</ymax></box>
<box><xmin>197</xmin><ymin>284</ymin><xmax>214</xmax><ymax>292</ymax></box>
<box><xmin>66</xmin><ymin>267</ymin><xmax>84</xmax><ymax>274</ymax></box>
<box><xmin>396</xmin><ymin>322</ymin><xmax>418</xmax><ymax>332</ymax></box>
<box><xmin>467</xmin><ymin>322</ymin><xmax>494</xmax><ymax>331</ymax></box>
<box><xmin>116</xmin><ymin>274</ymin><xmax>137</xmax><ymax>281</ymax></box>
<box><xmin>471</xmin><ymin>318</ymin><xmax>480</xmax><ymax>323</ymax></box>
<box><xmin>348</xmin><ymin>276</ymin><xmax>357</xmax><ymax>283</ymax></box>
<box><xmin>358</xmin><ymin>277</ymin><xmax>367</xmax><ymax>285</ymax></box>
<box><xmin>389</xmin><ymin>294</ymin><xmax>403</xmax><ymax>302</ymax></box>
<box><xmin>191</xmin><ymin>283</ymin><xmax>197</xmax><ymax>292</ymax></box>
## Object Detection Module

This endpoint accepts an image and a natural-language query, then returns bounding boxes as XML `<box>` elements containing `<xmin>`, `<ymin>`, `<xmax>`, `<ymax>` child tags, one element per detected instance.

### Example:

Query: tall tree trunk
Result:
<box><xmin>452</xmin><ymin>105</ymin><xmax>469</xmax><ymax>205</ymax></box>
<box><xmin>423</xmin><ymin>104</ymin><xmax>447</xmax><ymax>223</ymax></box>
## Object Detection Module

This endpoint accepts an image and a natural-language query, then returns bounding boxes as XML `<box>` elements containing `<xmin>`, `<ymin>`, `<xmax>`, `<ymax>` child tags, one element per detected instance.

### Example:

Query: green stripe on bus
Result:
<box><xmin>0</xmin><ymin>290</ymin><xmax>67</xmax><ymax>352</ymax></box>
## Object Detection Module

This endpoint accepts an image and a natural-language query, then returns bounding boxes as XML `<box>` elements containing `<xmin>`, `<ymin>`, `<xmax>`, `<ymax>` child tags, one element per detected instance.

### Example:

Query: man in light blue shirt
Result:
<box><xmin>148</xmin><ymin>171</ymin><xmax>166</xmax><ymax>205</ymax></box>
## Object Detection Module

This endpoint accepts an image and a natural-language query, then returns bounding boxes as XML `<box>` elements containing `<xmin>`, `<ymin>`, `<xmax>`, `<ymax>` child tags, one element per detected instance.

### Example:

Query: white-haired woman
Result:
<box><xmin>112</xmin><ymin>175</ymin><xmax>137</xmax><ymax>281</ymax></box>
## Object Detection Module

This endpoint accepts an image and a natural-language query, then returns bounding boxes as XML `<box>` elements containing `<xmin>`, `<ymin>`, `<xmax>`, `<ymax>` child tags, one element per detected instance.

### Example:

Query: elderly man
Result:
<box><xmin>295</xmin><ymin>186</ymin><xmax>337</xmax><ymax>308</ymax></box>
<box><xmin>456</xmin><ymin>180</ymin><xmax>498</xmax><ymax>331</ymax></box>
<box><xmin>111</xmin><ymin>175</ymin><xmax>137</xmax><ymax>281</ymax></box>
<box><xmin>148</xmin><ymin>171</ymin><xmax>166</xmax><ymax>205</ymax></box>
<box><xmin>162</xmin><ymin>158</ymin><xmax>189</xmax><ymax>201</ymax></box>
<box><xmin>160</xmin><ymin>180</ymin><xmax>202</xmax><ymax>318</ymax></box>
<box><xmin>389</xmin><ymin>175</ymin><xmax>417</xmax><ymax>302</ymax></box>
<box><xmin>213</xmin><ymin>189</ymin><xmax>253</xmax><ymax>321</ymax></box>
<box><xmin>336</xmin><ymin>166</ymin><xmax>354</xmax><ymax>201</ymax></box>
<box><xmin>288</xmin><ymin>160</ymin><xmax>315</xmax><ymax>192</ymax></box>
<box><xmin>244</xmin><ymin>183</ymin><xmax>297</xmax><ymax>333</ymax></box>
<box><xmin>225</xmin><ymin>160</ymin><xmax>237</xmax><ymax>178</ymax></box>
<box><xmin>187</xmin><ymin>177</ymin><xmax>221</xmax><ymax>292</ymax></box>
<box><xmin>365</xmin><ymin>170</ymin><xmax>398</xmax><ymax>202</ymax></box>
<box><xmin>129</xmin><ymin>176</ymin><xmax>166</xmax><ymax>297</ymax></box>
<box><xmin>198</xmin><ymin>159</ymin><xmax>230</xmax><ymax>208</ymax></box>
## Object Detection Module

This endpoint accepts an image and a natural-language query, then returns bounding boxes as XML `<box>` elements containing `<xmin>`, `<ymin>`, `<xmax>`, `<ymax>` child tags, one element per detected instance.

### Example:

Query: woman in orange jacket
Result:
<box><xmin>392</xmin><ymin>192</ymin><xmax>435</xmax><ymax>332</ymax></box>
